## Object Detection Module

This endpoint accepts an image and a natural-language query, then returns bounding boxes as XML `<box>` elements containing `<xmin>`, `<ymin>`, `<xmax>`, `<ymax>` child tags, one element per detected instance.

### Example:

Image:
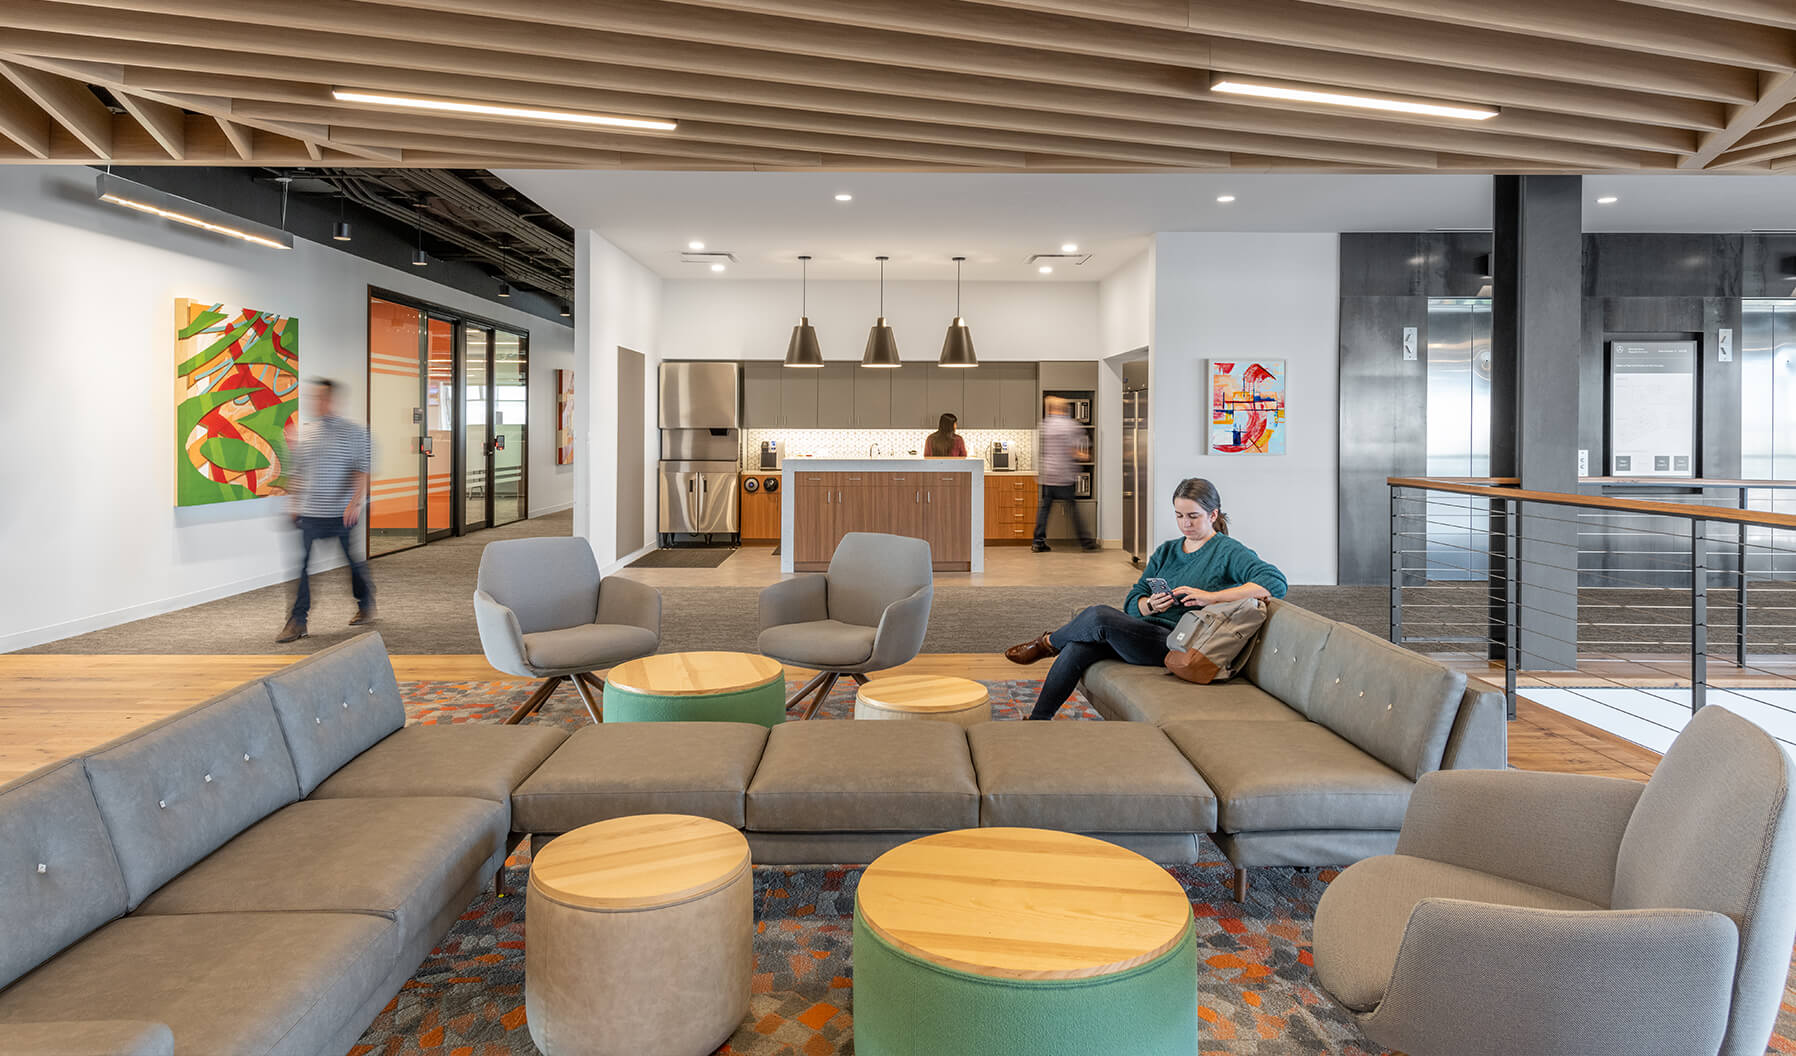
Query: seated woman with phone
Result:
<box><xmin>1004</xmin><ymin>477</ymin><xmax>1287</xmax><ymax>720</ymax></box>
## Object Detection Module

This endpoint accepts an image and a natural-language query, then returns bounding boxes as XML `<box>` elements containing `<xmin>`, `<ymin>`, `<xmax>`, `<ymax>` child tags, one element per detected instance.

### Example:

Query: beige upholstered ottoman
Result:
<box><xmin>854</xmin><ymin>675</ymin><xmax>990</xmax><ymax>727</ymax></box>
<box><xmin>526</xmin><ymin>814</ymin><xmax>753</xmax><ymax>1056</ymax></box>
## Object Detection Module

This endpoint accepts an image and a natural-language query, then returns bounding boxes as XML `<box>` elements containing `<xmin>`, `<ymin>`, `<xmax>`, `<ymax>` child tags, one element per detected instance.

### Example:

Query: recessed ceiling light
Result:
<box><xmin>330</xmin><ymin>88</ymin><xmax>676</xmax><ymax>131</ymax></box>
<box><xmin>1596</xmin><ymin>196</ymin><xmax>1619</xmax><ymax>204</ymax></box>
<box><xmin>834</xmin><ymin>193</ymin><xmax>853</xmax><ymax>201</ymax></box>
<box><xmin>1210</xmin><ymin>79</ymin><xmax>1498</xmax><ymax>121</ymax></box>
<box><xmin>1216</xmin><ymin>195</ymin><xmax>1237</xmax><ymax>203</ymax></box>
<box><xmin>688</xmin><ymin>240</ymin><xmax>705</xmax><ymax>250</ymax></box>
<box><xmin>1060</xmin><ymin>242</ymin><xmax>1078</xmax><ymax>253</ymax></box>
<box><xmin>1038</xmin><ymin>265</ymin><xmax>1053</xmax><ymax>274</ymax></box>
<box><xmin>710</xmin><ymin>262</ymin><xmax>726</xmax><ymax>272</ymax></box>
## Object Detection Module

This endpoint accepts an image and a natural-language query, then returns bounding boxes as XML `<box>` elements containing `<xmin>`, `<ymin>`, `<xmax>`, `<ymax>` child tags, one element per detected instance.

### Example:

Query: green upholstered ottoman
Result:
<box><xmin>601</xmin><ymin>651</ymin><xmax>786</xmax><ymax>726</ymax></box>
<box><xmin>852</xmin><ymin>828</ymin><xmax>1200</xmax><ymax>1056</ymax></box>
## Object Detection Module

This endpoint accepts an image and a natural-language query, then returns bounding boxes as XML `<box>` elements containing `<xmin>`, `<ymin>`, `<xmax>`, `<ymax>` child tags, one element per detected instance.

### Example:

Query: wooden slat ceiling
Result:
<box><xmin>2</xmin><ymin>0</ymin><xmax>1795</xmax><ymax>172</ymax></box>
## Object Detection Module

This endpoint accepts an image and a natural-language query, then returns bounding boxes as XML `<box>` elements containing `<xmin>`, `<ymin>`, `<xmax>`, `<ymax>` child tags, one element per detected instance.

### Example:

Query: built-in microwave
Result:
<box><xmin>1071</xmin><ymin>398</ymin><xmax>1092</xmax><ymax>424</ymax></box>
<box><xmin>1075</xmin><ymin>471</ymin><xmax>1092</xmax><ymax>497</ymax></box>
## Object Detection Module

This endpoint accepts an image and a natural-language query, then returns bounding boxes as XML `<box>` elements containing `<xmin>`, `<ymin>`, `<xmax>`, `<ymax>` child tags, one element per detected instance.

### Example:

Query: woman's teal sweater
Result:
<box><xmin>1123</xmin><ymin>534</ymin><xmax>1289</xmax><ymax>629</ymax></box>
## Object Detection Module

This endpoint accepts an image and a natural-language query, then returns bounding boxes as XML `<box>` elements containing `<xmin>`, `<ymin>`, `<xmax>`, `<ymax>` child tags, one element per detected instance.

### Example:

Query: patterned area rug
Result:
<box><xmin>349</xmin><ymin>676</ymin><xmax>1796</xmax><ymax>1056</ymax></box>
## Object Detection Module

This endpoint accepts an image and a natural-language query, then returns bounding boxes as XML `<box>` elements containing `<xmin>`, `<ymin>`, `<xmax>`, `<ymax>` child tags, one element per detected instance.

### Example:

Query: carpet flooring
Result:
<box><xmin>358</xmin><ymin>678</ymin><xmax>1796</xmax><ymax>1056</ymax></box>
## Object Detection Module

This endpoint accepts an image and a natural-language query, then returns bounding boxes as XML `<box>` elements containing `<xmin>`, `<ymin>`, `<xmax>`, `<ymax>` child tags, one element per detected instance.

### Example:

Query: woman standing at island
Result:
<box><xmin>924</xmin><ymin>412</ymin><xmax>967</xmax><ymax>457</ymax></box>
<box><xmin>1004</xmin><ymin>477</ymin><xmax>1287</xmax><ymax>720</ymax></box>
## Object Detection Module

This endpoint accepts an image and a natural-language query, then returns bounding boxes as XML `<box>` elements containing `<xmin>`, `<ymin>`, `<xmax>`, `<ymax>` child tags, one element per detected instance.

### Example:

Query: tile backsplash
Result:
<box><xmin>742</xmin><ymin>428</ymin><xmax>1038</xmax><ymax>471</ymax></box>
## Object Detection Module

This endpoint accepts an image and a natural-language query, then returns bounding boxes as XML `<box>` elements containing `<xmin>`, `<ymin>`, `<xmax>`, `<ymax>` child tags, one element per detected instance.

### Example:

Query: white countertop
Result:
<box><xmin>781</xmin><ymin>457</ymin><xmax>984</xmax><ymax>471</ymax></box>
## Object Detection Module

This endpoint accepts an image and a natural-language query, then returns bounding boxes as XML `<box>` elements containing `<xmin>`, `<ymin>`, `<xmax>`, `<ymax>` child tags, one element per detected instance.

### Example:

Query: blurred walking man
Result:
<box><xmin>1034</xmin><ymin>397</ymin><xmax>1097</xmax><ymax>553</ymax></box>
<box><xmin>277</xmin><ymin>378</ymin><xmax>374</xmax><ymax>642</ymax></box>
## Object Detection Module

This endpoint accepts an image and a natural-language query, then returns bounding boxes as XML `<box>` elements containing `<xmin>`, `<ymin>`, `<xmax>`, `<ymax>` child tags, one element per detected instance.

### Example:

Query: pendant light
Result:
<box><xmin>939</xmin><ymin>255</ymin><xmax>977</xmax><ymax>367</ymax></box>
<box><xmin>410</xmin><ymin>204</ymin><xmax>427</xmax><ymax>266</ymax></box>
<box><xmin>861</xmin><ymin>255</ymin><xmax>900</xmax><ymax>368</ymax></box>
<box><xmin>784</xmin><ymin>255</ymin><xmax>823</xmax><ymax>368</ymax></box>
<box><xmin>332</xmin><ymin>192</ymin><xmax>352</xmax><ymax>242</ymax></box>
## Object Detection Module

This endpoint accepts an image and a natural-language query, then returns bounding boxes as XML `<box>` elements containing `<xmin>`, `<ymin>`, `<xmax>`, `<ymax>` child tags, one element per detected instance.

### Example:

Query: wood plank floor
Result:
<box><xmin>0</xmin><ymin>653</ymin><xmax>1659</xmax><ymax>785</ymax></box>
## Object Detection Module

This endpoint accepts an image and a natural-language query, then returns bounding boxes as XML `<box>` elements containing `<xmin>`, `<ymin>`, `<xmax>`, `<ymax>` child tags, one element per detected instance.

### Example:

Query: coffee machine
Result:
<box><xmin>758</xmin><ymin>439</ymin><xmax>780</xmax><ymax>470</ymax></box>
<box><xmin>990</xmin><ymin>440</ymin><xmax>1012</xmax><ymax>471</ymax></box>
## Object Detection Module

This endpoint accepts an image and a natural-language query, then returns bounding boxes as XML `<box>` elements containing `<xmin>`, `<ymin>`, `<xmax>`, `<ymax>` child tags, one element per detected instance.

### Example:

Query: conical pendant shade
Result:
<box><xmin>861</xmin><ymin>255</ymin><xmax>901</xmax><ymax>367</ymax></box>
<box><xmin>784</xmin><ymin>255</ymin><xmax>824</xmax><ymax>367</ymax></box>
<box><xmin>786</xmin><ymin>317</ymin><xmax>823</xmax><ymax>367</ymax></box>
<box><xmin>863</xmin><ymin>317</ymin><xmax>901</xmax><ymax>367</ymax></box>
<box><xmin>938</xmin><ymin>255</ymin><xmax>978</xmax><ymax>367</ymax></box>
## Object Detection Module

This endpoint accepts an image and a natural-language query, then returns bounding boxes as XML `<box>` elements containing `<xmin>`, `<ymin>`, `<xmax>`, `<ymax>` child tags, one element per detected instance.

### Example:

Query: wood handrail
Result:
<box><xmin>1387</xmin><ymin>476</ymin><xmax>1796</xmax><ymax>531</ymax></box>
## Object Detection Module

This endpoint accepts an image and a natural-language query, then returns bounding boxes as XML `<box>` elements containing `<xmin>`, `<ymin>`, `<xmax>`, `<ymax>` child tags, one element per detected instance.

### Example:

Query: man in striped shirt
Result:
<box><xmin>277</xmin><ymin>378</ymin><xmax>375</xmax><ymax>643</ymax></box>
<box><xmin>1034</xmin><ymin>397</ymin><xmax>1097</xmax><ymax>552</ymax></box>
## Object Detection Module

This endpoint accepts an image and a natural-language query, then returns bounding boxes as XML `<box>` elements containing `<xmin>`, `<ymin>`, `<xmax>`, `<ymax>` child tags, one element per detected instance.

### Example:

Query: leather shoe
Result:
<box><xmin>1031</xmin><ymin>542</ymin><xmax>1052</xmax><ymax>553</ymax></box>
<box><xmin>349</xmin><ymin>607</ymin><xmax>376</xmax><ymax>626</ymax></box>
<box><xmin>1004</xmin><ymin>633</ymin><xmax>1058</xmax><ymax>665</ymax></box>
<box><xmin>275</xmin><ymin>618</ymin><xmax>308</xmax><ymax>644</ymax></box>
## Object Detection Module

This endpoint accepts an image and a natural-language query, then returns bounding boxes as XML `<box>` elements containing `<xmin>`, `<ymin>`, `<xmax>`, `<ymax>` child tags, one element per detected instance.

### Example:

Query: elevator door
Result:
<box><xmin>1742</xmin><ymin>300</ymin><xmax>1796</xmax><ymax>578</ymax></box>
<box><xmin>1424</xmin><ymin>299</ymin><xmax>1493</xmax><ymax>579</ymax></box>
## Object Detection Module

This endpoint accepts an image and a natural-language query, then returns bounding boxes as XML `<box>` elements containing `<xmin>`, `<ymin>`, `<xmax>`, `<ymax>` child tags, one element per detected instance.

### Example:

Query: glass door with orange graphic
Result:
<box><xmin>367</xmin><ymin>297</ymin><xmax>427</xmax><ymax>557</ymax></box>
<box><xmin>459</xmin><ymin>325</ymin><xmax>529</xmax><ymax>531</ymax></box>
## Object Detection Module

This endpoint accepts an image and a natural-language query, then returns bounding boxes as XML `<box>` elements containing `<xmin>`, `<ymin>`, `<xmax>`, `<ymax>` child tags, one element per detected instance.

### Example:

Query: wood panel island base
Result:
<box><xmin>780</xmin><ymin>458</ymin><xmax>984</xmax><ymax>573</ymax></box>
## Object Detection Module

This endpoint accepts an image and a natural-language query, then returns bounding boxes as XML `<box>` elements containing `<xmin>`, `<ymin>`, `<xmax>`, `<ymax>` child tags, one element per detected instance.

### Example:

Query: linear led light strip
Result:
<box><xmin>99</xmin><ymin>192</ymin><xmax>291</xmax><ymax>249</ymax></box>
<box><xmin>1211</xmin><ymin>79</ymin><xmax>1498</xmax><ymax>121</ymax></box>
<box><xmin>331</xmin><ymin>89</ymin><xmax>677</xmax><ymax>131</ymax></box>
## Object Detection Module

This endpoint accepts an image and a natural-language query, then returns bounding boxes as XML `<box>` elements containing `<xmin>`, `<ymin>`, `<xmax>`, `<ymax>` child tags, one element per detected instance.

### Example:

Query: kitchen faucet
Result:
<box><xmin>868</xmin><ymin>442</ymin><xmax>880</xmax><ymax>457</ymax></box>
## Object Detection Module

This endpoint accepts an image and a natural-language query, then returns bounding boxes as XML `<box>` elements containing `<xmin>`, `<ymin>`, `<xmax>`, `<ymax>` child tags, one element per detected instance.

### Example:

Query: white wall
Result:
<box><xmin>574</xmin><ymin>229</ymin><xmax>663</xmax><ymax>570</ymax></box>
<box><xmin>657</xmin><ymin>279</ymin><xmax>1099</xmax><ymax>362</ymax></box>
<box><xmin>1148</xmin><ymin>233</ymin><xmax>1339</xmax><ymax>585</ymax></box>
<box><xmin>0</xmin><ymin>166</ymin><xmax>573</xmax><ymax>651</ymax></box>
<box><xmin>1096</xmin><ymin>251</ymin><xmax>1152</xmax><ymax>540</ymax></box>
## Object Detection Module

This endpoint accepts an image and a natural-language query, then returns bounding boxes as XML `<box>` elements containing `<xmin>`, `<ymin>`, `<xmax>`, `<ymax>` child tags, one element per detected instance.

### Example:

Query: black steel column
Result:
<box><xmin>1489</xmin><ymin>175</ymin><xmax>1583</xmax><ymax>672</ymax></box>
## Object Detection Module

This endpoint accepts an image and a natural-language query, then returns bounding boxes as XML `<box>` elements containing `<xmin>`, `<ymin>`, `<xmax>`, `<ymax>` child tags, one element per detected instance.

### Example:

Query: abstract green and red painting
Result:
<box><xmin>175</xmin><ymin>298</ymin><xmax>300</xmax><ymax>506</ymax></box>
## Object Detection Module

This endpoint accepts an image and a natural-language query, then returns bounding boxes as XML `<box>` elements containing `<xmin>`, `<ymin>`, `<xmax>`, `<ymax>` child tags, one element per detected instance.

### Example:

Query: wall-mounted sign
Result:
<box><xmin>1608</xmin><ymin>339</ymin><xmax>1696</xmax><ymax>478</ymax></box>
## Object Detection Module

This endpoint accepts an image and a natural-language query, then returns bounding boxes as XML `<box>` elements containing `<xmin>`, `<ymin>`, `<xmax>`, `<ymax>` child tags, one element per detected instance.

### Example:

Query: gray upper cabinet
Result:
<box><xmin>743</xmin><ymin>361</ymin><xmax>782</xmax><ymax>427</ymax></box>
<box><xmin>999</xmin><ymin>363</ymin><xmax>1040</xmax><ymax>428</ymax></box>
<box><xmin>960</xmin><ymin>367</ymin><xmax>1001</xmax><ymax>428</ymax></box>
<box><xmin>926</xmin><ymin>365</ymin><xmax>964</xmax><ymax>425</ymax></box>
<box><xmin>890</xmin><ymin>364</ymin><xmax>930</xmax><ymax>428</ymax></box>
<box><xmin>816</xmin><ymin>362</ymin><xmax>856</xmax><ymax>428</ymax></box>
<box><xmin>854</xmin><ymin>367</ymin><xmax>892</xmax><ymax>428</ymax></box>
<box><xmin>781</xmin><ymin>367</ymin><xmax>819</xmax><ymax>427</ymax></box>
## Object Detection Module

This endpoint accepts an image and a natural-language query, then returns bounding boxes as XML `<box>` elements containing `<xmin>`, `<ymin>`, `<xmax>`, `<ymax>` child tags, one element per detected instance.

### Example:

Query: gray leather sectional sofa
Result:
<box><xmin>0</xmin><ymin>634</ymin><xmax>566</xmax><ymax>1056</ymax></box>
<box><xmin>0</xmin><ymin>601</ymin><xmax>1501</xmax><ymax>1053</ymax></box>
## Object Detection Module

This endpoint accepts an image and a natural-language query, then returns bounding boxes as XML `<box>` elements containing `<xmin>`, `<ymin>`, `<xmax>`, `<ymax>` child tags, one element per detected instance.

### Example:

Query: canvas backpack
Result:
<box><xmin>1163</xmin><ymin>597</ymin><xmax>1269</xmax><ymax>684</ymax></box>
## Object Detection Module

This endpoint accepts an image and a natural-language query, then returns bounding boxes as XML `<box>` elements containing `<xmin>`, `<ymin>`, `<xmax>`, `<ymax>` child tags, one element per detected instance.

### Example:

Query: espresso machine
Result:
<box><xmin>990</xmin><ymin>439</ymin><xmax>1013</xmax><ymax>471</ymax></box>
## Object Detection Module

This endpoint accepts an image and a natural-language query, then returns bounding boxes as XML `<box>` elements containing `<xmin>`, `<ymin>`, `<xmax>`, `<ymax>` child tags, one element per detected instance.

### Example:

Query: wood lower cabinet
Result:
<box><xmin>792</xmin><ymin>469</ymin><xmax>972</xmax><ymax>571</ymax></box>
<box><xmin>740</xmin><ymin>479</ymin><xmax>781</xmax><ymax>541</ymax></box>
<box><xmin>984</xmin><ymin>473</ymin><xmax>1038</xmax><ymax>544</ymax></box>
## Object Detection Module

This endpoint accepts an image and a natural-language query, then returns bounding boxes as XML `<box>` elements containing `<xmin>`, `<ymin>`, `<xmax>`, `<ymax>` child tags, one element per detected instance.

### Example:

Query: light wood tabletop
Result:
<box><xmin>603</xmin><ymin>651</ymin><xmax>784</xmax><ymax>697</ymax></box>
<box><xmin>855</xmin><ymin>828</ymin><xmax>1192</xmax><ymax>981</ymax></box>
<box><xmin>529</xmin><ymin>814</ymin><xmax>750</xmax><ymax>910</ymax></box>
<box><xmin>856</xmin><ymin>675</ymin><xmax>989</xmax><ymax>713</ymax></box>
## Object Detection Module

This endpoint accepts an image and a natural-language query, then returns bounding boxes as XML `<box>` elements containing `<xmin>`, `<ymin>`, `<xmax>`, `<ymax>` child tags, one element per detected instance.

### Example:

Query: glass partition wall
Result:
<box><xmin>367</xmin><ymin>291</ymin><xmax>528</xmax><ymax>557</ymax></box>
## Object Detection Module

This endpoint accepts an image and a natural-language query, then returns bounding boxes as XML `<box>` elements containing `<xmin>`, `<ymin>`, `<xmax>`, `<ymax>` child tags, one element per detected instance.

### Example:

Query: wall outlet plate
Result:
<box><xmin>1402</xmin><ymin>326</ymin><xmax>1417</xmax><ymax>361</ymax></box>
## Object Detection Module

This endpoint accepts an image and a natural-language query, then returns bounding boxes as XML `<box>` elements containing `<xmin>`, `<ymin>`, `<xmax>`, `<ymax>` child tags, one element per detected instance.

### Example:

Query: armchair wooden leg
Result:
<box><xmin>504</xmin><ymin>676</ymin><xmax>565</xmax><ymax>725</ymax></box>
<box><xmin>570</xmin><ymin>673</ymin><xmax>604</xmax><ymax>724</ymax></box>
<box><xmin>785</xmin><ymin>670</ymin><xmax>831</xmax><ymax>713</ymax></box>
<box><xmin>801</xmin><ymin>672</ymin><xmax>841</xmax><ymax>720</ymax></box>
<box><xmin>849</xmin><ymin>673</ymin><xmax>870</xmax><ymax>685</ymax></box>
<box><xmin>1233</xmin><ymin>867</ymin><xmax>1249</xmax><ymax>904</ymax></box>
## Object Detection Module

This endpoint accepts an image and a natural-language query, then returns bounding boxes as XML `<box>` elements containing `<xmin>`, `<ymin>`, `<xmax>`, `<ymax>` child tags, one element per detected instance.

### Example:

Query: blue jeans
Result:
<box><xmin>1029</xmin><ymin>604</ymin><xmax>1169</xmax><ymax>720</ymax></box>
<box><xmin>290</xmin><ymin>515</ymin><xmax>373</xmax><ymax>621</ymax></box>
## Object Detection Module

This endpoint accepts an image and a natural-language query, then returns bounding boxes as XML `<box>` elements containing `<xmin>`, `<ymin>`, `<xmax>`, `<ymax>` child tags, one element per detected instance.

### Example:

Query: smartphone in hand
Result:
<box><xmin>1145</xmin><ymin>577</ymin><xmax>1173</xmax><ymax>597</ymax></box>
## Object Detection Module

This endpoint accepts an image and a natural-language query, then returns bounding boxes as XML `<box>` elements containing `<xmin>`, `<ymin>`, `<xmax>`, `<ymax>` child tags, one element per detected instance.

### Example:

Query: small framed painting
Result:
<box><xmin>556</xmin><ymin>368</ymin><xmax>575</xmax><ymax>465</ymax></box>
<box><xmin>1209</xmin><ymin>359</ymin><xmax>1285</xmax><ymax>455</ymax></box>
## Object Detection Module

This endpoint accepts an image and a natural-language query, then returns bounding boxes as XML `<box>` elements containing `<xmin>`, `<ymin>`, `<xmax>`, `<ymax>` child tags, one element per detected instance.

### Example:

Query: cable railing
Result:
<box><xmin>1387</xmin><ymin>477</ymin><xmax>1796</xmax><ymax>752</ymax></box>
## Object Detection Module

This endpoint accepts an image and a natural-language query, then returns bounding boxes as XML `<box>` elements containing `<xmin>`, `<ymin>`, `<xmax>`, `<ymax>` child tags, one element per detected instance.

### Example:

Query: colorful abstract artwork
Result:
<box><xmin>1210</xmin><ymin>359</ymin><xmax>1286</xmax><ymax>455</ymax></box>
<box><xmin>555</xmin><ymin>368</ymin><xmax>575</xmax><ymax>465</ymax></box>
<box><xmin>175</xmin><ymin>298</ymin><xmax>299</xmax><ymax>506</ymax></box>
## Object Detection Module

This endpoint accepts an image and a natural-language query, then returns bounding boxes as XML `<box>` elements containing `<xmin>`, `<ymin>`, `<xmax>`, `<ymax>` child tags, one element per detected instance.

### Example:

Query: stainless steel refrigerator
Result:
<box><xmin>657</xmin><ymin>361</ymin><xmax>741</xmax><ymax>544</ymax></box>
<box><xmin>1122</xmin><ymin>360</ymin><xmax>1149</xmax><ymax>565</ymax></box>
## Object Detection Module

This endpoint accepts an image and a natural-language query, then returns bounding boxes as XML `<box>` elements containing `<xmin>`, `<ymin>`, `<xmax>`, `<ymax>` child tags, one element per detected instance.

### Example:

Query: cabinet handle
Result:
<box><xmin>915</xmin><ymin>490</ymin><xmax>920</xmax><ymax>503</ymax></box>
<box><xmin>927</xmin><ymin>490</ymin><xmax>932</xmax><ymax>504</ymax></box>
<box><xmin>825</xmin><ymin>490</ymin><xmax>831</xmax><ymax>504</ymax></box>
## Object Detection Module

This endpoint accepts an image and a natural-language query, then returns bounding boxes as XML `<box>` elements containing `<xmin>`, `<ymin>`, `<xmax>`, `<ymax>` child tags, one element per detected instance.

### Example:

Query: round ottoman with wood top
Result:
<box><xmin>602</xmin><ymin>651</ymin><xmax>786</xmax><ymax>726</ymax></box>
<box><xmin>853</xmin><ymin>675</ymin><xmax>990</xmax><ymax>727</ymax></box>
<box><xmin>526</xmin><ymin>814</ymin><xmax>753</xmax><ymax>1056</ymax></box>
<box><xmin>852</xmin><ymin>828</ymin><xmax>1199</xmax><ymax>1056</ymax></box>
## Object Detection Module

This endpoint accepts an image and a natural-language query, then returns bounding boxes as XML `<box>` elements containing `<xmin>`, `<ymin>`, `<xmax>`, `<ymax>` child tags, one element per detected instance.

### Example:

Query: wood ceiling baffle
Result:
<box><xmin>0</xmin><ymin>0</ymin><xmax>1793</xmax><ymax>171</ymax></box>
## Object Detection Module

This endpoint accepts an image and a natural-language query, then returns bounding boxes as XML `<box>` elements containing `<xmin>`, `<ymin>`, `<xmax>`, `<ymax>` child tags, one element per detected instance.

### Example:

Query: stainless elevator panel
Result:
<box><xmin>1742</xmin><ymin>300</ymin><xmax>1796</xmax><ymax>579</ymax></box>
<box><xmin>1424</xmin><ymin>299</ymin><xmax>1492</xmax><ymax>579</ymax></box>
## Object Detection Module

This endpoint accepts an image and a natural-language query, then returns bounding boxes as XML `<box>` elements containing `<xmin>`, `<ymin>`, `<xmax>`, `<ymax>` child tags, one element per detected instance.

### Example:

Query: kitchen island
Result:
<box><xmin>780</xmin><ymin>458</ymin><xmax>984</xmax><ymax>574</ymax></box>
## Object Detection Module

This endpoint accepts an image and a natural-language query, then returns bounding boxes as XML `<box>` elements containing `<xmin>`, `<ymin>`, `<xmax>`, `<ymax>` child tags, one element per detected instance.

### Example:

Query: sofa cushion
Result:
<box><xmin>309</xmin><ymin>724</ymin><xmax>567</xmax><ymax>808</ymax></box>
<box><xmin>757</xmin><ymin>620</ymin><xmax>877</xmax><ymax>668</ymax></box>
<box><xmin>133</xmin><ymin>796</ymin><xmax>506</xmax><ymax>943</ymax></box>
<box><xmin>0</xmin><ymin>911</ymin><xmax>397</xmax><ymax>1056</ymax></box>
<box><xmin>1305</xmin><ymin>625</ymin><xmax>1466</xmax><ymax>781</ymax></box>
<box><xmin>1081</xmin><ymin>661</ymin><xmax>1306</xmax><ymax>725</ymax></box>
<box><xmin>0</xmin><ymin>1019</ymin><xmax>173</xmax><ymax>1056</ymax></box>
<box><xmin>1241</xmin><ymin>599</ymin><xmax>1335</xmax><ymax>710</ymax></box>
<box><xmin>967</xmin><ymin>722</ymin><xmax>1217</xmax><ymax>832</ymax></box>
<box><xmin>1163</xmin><ymin>720</ymin><xmax>1415</xmax><ymax>832</ymax></box>
<box><xmin>1312</xmin><ymin>853</ymin><xmax>1600</xmax><ymax>1011</ymax></box>
<box><xmin>747</xmin><ymin>722</ymin><xmax>976</xmax><ymax>832</ymax></box>
<box><xmin>82</xmin><ymin>682</ymin><xmax>300</xmax><ymax>910</ymax></box>
<box><xmin>511</xmin><ymin>722</ymin><xmax>768</xmax><ymax>832</ymax></box>
<box><xmin>263</xmin><ymin>633</ymin><xmax>406</xmax><ymax>797</ymax></box>
<box><xmin>0</xmin><ymin>761</ymin><xmax>130</xmax><ymax>992</ymax></box>
<box><xmin>522</xmin><ymin>624</ymin><xmax>658</xmax><ymax>672</ymax></box>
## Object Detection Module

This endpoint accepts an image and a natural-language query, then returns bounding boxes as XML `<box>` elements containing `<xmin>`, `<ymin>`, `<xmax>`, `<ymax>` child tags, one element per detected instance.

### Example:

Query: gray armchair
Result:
<box><xmin>758</xmin><ymin>532</ymin><xmax>933</xmax><ymax>719</ymax></box>
<box><xmin>473</xmin><ymin>537</ymin><xmax>661</xmax><ymax>724</ymax></box>
<box><xmin>1311</xmin><ymin>704</ymin><xmax>1796</xmax><ymax>1056</ymax></box>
